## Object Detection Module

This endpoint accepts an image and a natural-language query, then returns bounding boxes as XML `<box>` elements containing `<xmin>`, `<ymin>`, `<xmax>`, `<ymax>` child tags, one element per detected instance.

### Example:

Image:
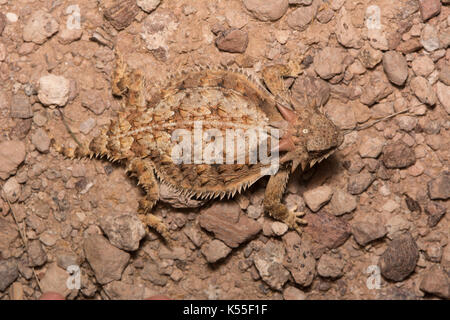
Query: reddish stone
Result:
<box><xmin>418</xmin><ymin>0</ymin><xmax>441</xmax><ymax>21</ymax></box>
<box><xmin>304</xmin><ymin>212</ymin><xmax>351</xmax><ymax>249</ymax></box>
<box><xmin>198</xmin><ymin>202</ymin><xmax>261</xmax><ymax>248</ymax></box>
<box><xmin>215</xmin><ymin>29</ymin><xmax>249</xmax><ymax>53</ymax></box>
<box><xmin>396</xmin><ymin>39</ymin><xmax>422</xmax><ymax>54</ymax></box>
<box><xmin>104</xmin><ymin>0</ymin><xmax>139</xmax><ymax>30</ymax></box>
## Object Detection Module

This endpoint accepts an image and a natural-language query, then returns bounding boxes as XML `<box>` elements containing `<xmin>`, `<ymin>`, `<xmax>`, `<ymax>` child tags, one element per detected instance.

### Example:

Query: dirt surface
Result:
<box><xmin>0</xmin><ymin>0</ymin><xmax>449</xmax><ymax>300</ymax></box>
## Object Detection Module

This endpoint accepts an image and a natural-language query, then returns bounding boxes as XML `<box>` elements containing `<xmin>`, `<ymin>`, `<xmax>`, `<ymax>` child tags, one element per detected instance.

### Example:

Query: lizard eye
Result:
<box><xmin>302</xmin><ymin>129</ymin><xmax>309</xmax><ymax>134</ymax></box>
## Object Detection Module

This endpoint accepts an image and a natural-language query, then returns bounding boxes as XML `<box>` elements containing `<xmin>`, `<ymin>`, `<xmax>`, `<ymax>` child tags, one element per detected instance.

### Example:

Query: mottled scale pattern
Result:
<box><xmin>59</xmin><ymin>57</ymin><xmax>343</xmax><ymax>240</ymax></box>
<box><xmin>106</xmin><ymin>69</ymin><xmax>283</xmax><ymax>198</ymax></box>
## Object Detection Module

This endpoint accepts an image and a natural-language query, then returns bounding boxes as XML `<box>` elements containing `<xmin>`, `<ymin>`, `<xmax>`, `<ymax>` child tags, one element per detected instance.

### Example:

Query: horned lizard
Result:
<box><xmin>57</xmin><ymin>55</ymin><xmax>343</xmax><ymax>242</ymax></box>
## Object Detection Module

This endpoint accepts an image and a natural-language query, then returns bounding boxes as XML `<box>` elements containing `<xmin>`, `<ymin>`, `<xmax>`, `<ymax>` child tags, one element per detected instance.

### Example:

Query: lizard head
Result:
<box><xmin>276</xmin><ymin>103</ymin><xmax>343</xmax><ymax>172</ymax></box>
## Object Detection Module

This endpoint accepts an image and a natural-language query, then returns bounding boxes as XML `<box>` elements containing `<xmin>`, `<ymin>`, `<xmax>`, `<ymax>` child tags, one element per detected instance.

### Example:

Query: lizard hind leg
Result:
<box><xmin>112</xmin><ymin>52</ymin><xmax>129</xmax><ymax>97</ymax></box>
<box><xmin>54</xmin><ymin>140</ymin><xmax>91</xmax><ymax>159</ymax></box>
<box><xmin>53</xmin><ymin>125</ymin><xmax>110</xmax><ymax>160</ymax></box>
<box><xmin>112</xmin><ymin>52</ymin><xmax>146</xmax><ymax>108</ymax></box>
<box><xmin>262</xmin><ymin>64</ymin><xmax>292</xmax><ymax>104</ymax></box>
<box><xmin>262</xmin><ymin>54</ymin><xmax>305</xmax><ymax>106</ymax></box>
<box><xmin>127</xmin><ymin>158</ymin><xmax>171</xmax><ymax>243</ymax></box>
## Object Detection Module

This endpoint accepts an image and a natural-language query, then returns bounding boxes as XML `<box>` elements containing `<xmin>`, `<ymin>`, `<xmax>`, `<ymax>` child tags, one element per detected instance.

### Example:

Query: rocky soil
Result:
<box><xmin>0</xmin><ymin>0</ymin><xmax>449</xmax><ymax>300</ymax></box>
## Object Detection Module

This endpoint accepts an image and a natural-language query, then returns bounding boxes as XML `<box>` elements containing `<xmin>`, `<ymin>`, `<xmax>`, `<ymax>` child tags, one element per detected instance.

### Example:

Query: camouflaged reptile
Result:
<box><xmin>57</xmin><ymin>55</ymin><xmax>343</xmax><ymax>242</ymax></box>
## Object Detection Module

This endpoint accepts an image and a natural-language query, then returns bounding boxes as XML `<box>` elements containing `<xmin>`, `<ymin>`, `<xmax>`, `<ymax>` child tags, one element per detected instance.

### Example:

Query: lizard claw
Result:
<box><xmin>138</xmin><ymin>213</ymin><xmax>173</xmax><ymax>247</ymax></box>
<box><xmin>284</xmin><ymin>211</ymin><xmax>307</xmax><ymax>233</ymax></box>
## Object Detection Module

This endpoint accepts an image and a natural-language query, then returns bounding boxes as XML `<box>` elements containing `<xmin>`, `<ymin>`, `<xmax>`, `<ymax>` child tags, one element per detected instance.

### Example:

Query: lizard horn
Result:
<box><xmin>276</xmin><ymin>104</ymin><xmax>297</xmax><ymax>123</ymax></box>
<box><xmin>277</xmin><ymin>135</ymin><xmax>296</xmax><ymax>152</ymax></box>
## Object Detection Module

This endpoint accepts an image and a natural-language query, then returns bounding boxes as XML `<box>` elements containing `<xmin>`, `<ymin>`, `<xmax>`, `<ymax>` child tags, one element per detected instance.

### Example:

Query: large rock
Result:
<box><xmin>410</xmin><ymin>76</ymin><xmax>437</xmax><ymax>106</ymax></box>
<box><xmin>136</xmin><ymin>0</ymin><xmax>161</xmax><ymax>13</ymax></box>
<box><xmin>314</xmin><ymin>47</ymin><xmax>346</xmax><ymax>80</ymax></box>
<box><xmin>425</xmin><ymin>202</ymin><xmax>446</xmax><ymax>227</ymax></box>
<box><xmin>253</xmin><ymin>240</ymin><xmax>290</xmax><ymax>291</ymax></box>
<box><xmin>421</xmin><ymin>24</ymin><xmax>440</xmax><ymax>52</ymax></box>
<box><xmin>358</xmin><ymin>45</ymin><xmax>382</xmax><ymax>69</ymax></box>
<box><xmin>57</xmin><ymin>26</ymin><xmax>83</xmax><ymax>45</ymax></box>
<box><xmin>23</xmin><ymin>10</ymin><xmax>59</xmax><ymax>44</ymax></box>
<box><xmin>201</xmin><ymin>240</ymin><xmax>232</xmax><ymax>263</ymax></box>
<box><xmin>10</xmin><ymin>94</ymin><xmax>33</xmax><ymax>119</ymax></box>
<box><xmin>103</xmin><ymin>0</ymin><xmax>139</xmax><ymax>30</ymax></box>
<box><xmin>359</xmin><ymin>136</ymin><xmax>384</xmax><ymax>158</ymax></box>
<box><xmin>360</xmin><ymin>72</ymin><xmax>393</xmax><ymax>106</ymax></box>
<box><xmin>40</xmin><ymin>263</ymin><xmax>73</xmax><ymax>298</ymax></box>
<box><xmin>367</xmin><ymin>29</ymin><xmax>389</xmax><ymax>51</ymax></box>
<box><xmin>198</xmin><ymin>202</ymin><xmax>261</xmax><ymax>248</ymax></box>
<box><xmin>304</xmin><ymin>212</ymin><xmax>351</xmax><ymax>249</ymax></box>
<box><xmin>382</xmin><ymin>51</ymin><xmax>408</xmax><ymax>86</ymax></box>
<box><xmin>427</xmin><ymin>172</ymin><xmax>450</xmax><ymax>200</ymax></box>
<box><xmin>396</xmin><ymin>115</ymin><xmax>418</xmax><ymax>132</ymax></box>
<box><xmin>0</xmin><ymin>218</ymin><xmax>19</xmax><ymax>255</ymax></box>
<box><xmin>352</xmin><ymin>220</ymin><xmax>387</xmax><ymax>246</ymax></box>
<box><xmin>419</xmin><ymin>265</ymin><xmax>449</xmax><ymax>299</ymax></box>
<box><xmin>439</xmin><ymin>63</ymin><xmax>450</xmax><ymax>86</ymax></box>
<box><xmin>324</xmin><ymin>102</ymin><xmax>356</xmax><ymax>130</ymax></box>
<box><xmin>282</xmin><ymin>232</ymin><xmax>316</xmax><ymax>287</ymax></box>
<box><xmin>303</xmin><ymin>185</ymin><xmax>333</xmax><ymax>212</ymax></box>
<box><xmin>0</xmin><ymin>141</ymin><xmax>26</xmax><ymax>180</ymax></box>
<box><xmin>0</xmin><ymin>259</ymin><xmax>19</xmax><ymax>291</ymax></box>
<box><xmin>38</xmin><ymin>75</ymin><xmax>71</xmax><ymax>107</ymax></box>
<box><xmin>379</xmin><ymin>233</ymin><xmax>419</xmax><ymax>282</ymax></box>
<box><xmin>396</xmin><ymin>39</ymin><xmax>422</xmax><ymax>54</ymax></box>
<box><xmin>317</xmin><ymin>253</ymin><xmax>345</xmax><ymax>278</ymax></box>
<box><xmin>283</xmin><ymin>286</ymin><xmax>306</xmax><ymax>300</ymax></box>
<box><xmin>411</xmin><ymin>55</ymin><xmax>435</xmax><ymax>77</ymax></box>
<box><xmin>271</xmin><ymin>222</ymin><xmax>288</xmax><ymax>236</ymax></box>
<box><xmin>104</xmin><ymin>281</ymin><xmax>146</xmax><ymax>299</ymax></box>
<box><xmin>27</xmin><ymin>240</ymin><xmax>47</xmax><ymax>267</ymax></box>
<box><xmin>31</xmin><ymin>128</ymin><xmax>51</xmax><ymax>153</ymax></box>
<box><xmin>2</xmin><ymin>177</ymin><xmax>21</xmax><ymax>203</ymax></box>
<box><xmin>56</xmin><ymin>250</ymin><xmax>82</xmax><ymax>270</ymax></box>
<box><xmin>99</xmin><ymin>213</ymin><xmax>146</xmax><ymax>251</ymax></box>
<box><xmin>418</xmin><ymin>0</ymin><xmax>441</xmax><ymax>21</ymax></box>
<box><xmin>347</xmin><ymin>172</ymin><xmax>375</xmax><ymax>195</ymax></box>
<box><xmin>287</xmin><ymin>4</ymin><xmax>317</xmax><ymax>31</ymax></box>
<box><xmin>140</xmin><ymin>262</ymin><xmax>168</xmax><ymax>286</ymax></box>
<box><xmin>329</xmin><ymin>190</ymin><xmax>357</xmax><ymax>216</ymax></box>
<box><xmin>436</xmin><ymin>82</ymin><xmax>450</xmax><ymax>114</ymax></box>
<box><xmin>335</xmin><ymin>7</ymin><xmax>361</xmax><ymax>48</ymax></box>
<box><xmin>215</xmin><ymin>29</ymin><xmax>248</xmax><ymax>53</ymax></box>
<box><xmin>243</xmin><ymin>0</ymin><xmax>289</xmax><ymax>22</ymax></box>
<box><xmin>84</xmin><ymin>235</ymin><xmax>130</xmax><ymax>284</ymax></box>
<box><xmin>382</xmin><ymin>141</ymin><xmax>416</xmax><ymax>169</ymax></box>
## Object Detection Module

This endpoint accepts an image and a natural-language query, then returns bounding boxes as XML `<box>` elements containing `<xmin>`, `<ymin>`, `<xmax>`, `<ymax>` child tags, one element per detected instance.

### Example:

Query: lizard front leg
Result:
<box><xmin>263</xmin><ymin>167</ymin><xmax>307</xmax><ymax>233</ymax></box>
<box><xmin>127</xmin><ymin>158</ymin><xmax>171</xmax><ymax>242</ymax></box>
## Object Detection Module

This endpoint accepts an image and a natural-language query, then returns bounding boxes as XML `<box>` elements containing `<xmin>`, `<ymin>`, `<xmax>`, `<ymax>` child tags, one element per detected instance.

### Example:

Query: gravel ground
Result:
<box><xmin>0</xmin><ymin>0</ymin><xmax>449</xmax><ymax>300</ymax></box>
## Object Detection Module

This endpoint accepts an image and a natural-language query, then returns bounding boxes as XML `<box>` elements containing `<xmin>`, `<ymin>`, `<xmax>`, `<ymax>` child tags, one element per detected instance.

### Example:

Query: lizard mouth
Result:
<box><xmin>309</xmin><ymin>148</ymin><xmax>337</xmax><ymax>168</ymax></box>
